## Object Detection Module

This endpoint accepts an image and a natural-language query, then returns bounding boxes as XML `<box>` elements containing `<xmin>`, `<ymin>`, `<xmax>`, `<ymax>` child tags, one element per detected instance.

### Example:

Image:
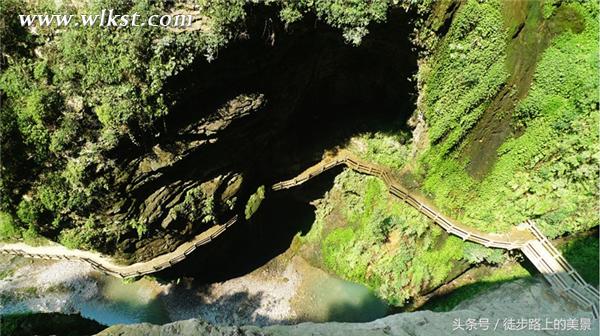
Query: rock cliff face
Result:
<box><xmin>97</xmin><ymin>279</ymin><xmax>598</xmax><ymax>336</ymax></box>
<box><xmin>105</xmin><ymin>93</ymin><xmax>266</xmax><ymax>261</ymax></box>
<box><xmin>91</xmin><ymin>6</ymin><xmax>419</xmax><ymax>262</ymax></box>
<box><xmin>1</xmin><ymin>0</ymin><xmax>420</xmax><ymax>263</ymax></box>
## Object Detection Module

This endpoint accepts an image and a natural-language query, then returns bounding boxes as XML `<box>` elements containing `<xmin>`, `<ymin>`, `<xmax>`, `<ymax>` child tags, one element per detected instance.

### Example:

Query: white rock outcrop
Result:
<box><xmin>97</xmin><ymin>278</ymin><xmax>599</xmax><ymax>336</ymax></box>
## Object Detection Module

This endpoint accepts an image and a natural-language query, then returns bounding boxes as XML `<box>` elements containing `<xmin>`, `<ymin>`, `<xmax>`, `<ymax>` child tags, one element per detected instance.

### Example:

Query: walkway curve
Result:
<box><xmin>274</xmin><ymin>150</ymin><xmax>532</xmax><ymax>249</ymax></box>
<box><xmin>272</xmin><ymin>150</ymin><xmax>599</xmax><ymax>318</ymax></box>
<box><xmin>0</xmin><ymin>150</ymin><xmax>597</xmax><ymax>317</ymax></box>
<box><xmin>0</xmin><ymin>216</ymin><xmax>237</xmax><ymax>279</ymax></box>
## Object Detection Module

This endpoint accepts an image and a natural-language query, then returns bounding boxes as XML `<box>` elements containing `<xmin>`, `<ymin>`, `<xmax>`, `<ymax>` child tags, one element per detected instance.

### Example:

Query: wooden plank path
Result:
<box><xmin>273</xmin><ymin>151</ymin><xmax>531</xmax><ymax>249</ymax></box>
<box><xmin>0</xmin><ymin>216</ymin><xmax>238</xmax><ymax>279</ymax></box>
<box><xmin>272</xmin><ymin>151</ymin><xmax>599</xmax><ymax>318</ymax></box>
<box><xmin>521</xmin><ymin>220</ymin><xmax>600</xmax><ymax>318</ymax></box>
<box><xmin>0</xmin><ymin>150</ymin><xmax>597</xmax><ymax>317</ymax></box>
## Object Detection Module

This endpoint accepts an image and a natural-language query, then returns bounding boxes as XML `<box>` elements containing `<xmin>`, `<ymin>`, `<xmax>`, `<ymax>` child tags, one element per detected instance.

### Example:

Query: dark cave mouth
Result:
<box><xmin>166</xmin><ymin>5</ymin><xmax>419</xmax><ymax>173</ymax></box>
<box><xmin>158</xmin><ymin>6</ymin><xmax>420</xmax><ymax>283</ymax></box>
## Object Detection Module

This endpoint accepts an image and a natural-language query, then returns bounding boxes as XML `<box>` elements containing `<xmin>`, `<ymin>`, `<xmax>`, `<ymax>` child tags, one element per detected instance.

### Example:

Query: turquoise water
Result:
<box><xmin>2</xmin><ymin>257</ymin><xmax>388</xmax><ymax>326</ymax></box>
<box><xmin>77</xmin><ymin>271</ymin><xmax>389</xmax><ymax>326</ymax></box>
<box><xmin>78</xmin><ymin>277</ymin><xmax>170</xmax><ymax>326</ymax></box>
<box><xmin>312</xmin><ymin>278</ymin><xmax>389</xmax><ymax>322</ymax></box>
<box><xmin>77</xmin><ymin>264</ymin><xmax>390</xmax><ymax>326</ymax></box>
<box><xmin>295</xmin><ymin>267</ymin><xmax>390</xmax><ymax>323</ymax></box>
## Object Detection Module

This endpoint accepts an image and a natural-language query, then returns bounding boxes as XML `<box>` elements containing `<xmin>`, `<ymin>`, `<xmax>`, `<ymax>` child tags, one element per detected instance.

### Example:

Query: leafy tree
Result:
<box><xmin>0</xmin><ymin>0</ymin><xmax>35</xmax><ymax>57</ymax></box>
<box><xmin>245</xmin><ymin>185</ymin><xmax>265</xmax><ymax>220</ymax></box>
<box><xmin>279</xmin><ymin>0</ymin><xmax>392</xmax><ymax>45</ymax></box>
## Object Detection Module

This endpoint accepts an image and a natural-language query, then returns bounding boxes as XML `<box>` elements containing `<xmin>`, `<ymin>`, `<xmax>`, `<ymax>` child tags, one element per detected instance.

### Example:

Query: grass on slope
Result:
<box><xmin>422</xmin><ymin>262</ymin><xmax>532</xmax><ymax>312</ymax></box>
<box><xmin>417</xmin><ymin>1</ymin><xmax>598</xmax><ymax>238</ymax></box>
<box><xmin>560</xmin><ymin>234</ymin><xmax>599</xmax><ymax>287</ymax></box>
<box><xmin>303</xmin><ymin>169</ymin><xmax>505</xmax><ymax>306</ymax></box>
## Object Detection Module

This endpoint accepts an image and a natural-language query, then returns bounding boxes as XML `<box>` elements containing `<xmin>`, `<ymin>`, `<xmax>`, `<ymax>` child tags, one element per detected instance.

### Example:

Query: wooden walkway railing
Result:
<box><xmin>273</xmin><ymin>152</ymin><xmax>528</xmax><ymax>249</ymax></box>
<box><xmin>522</xmin><ymin>220</ymin><xmax>599</xmax><ymax>318</ymax></box>
<box><xmin>0</xmin><ymin>151</ymin><xmax>597</xmax><ymax>317</ymax></box>
<box><xmin>273</xmin><ymin>151</ymin><xmax>599</xmax><ymax>318</ymax></box>
<box><xmin>0</xmin><ymin>216</ymin><xmax>238</xmax><ymax>279</ymax></box>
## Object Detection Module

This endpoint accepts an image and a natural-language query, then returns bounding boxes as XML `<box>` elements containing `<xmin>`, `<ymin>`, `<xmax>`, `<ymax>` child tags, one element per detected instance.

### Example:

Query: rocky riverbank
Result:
<box><xmin>97</xmin><ymin>278</ymin><xmax>598</xmax><ymax>336</ymax></box>
<box><xmin>0</xmin><ymin>252</ymin><xmax>387</xmax><ymax>327</ymax></box>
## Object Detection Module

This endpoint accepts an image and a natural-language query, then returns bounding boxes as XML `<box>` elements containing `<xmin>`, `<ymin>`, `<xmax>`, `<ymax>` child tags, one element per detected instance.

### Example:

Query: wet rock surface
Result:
<box><xmin>97</xmin><ymin>279</ymin><xmax>598</xmax><ymax>336</ymax></box>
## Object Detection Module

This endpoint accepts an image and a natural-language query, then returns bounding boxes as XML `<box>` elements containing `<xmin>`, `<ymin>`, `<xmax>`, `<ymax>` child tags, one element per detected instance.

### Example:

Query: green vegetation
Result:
<box><xmin>415</xmin><ymin>0</ymin><xmax>598</xmax><ymax>238</ymax></box>
<box><xmin>245</xmin><ymin>185</ymin><xmax>266</xmax><ymax>220</ymax></box>
<box><xmin>0</xmin><ymin>269</ymin><xmax>14</xmax><ymax>280</ymax></box>
<box><xmin>349</xmin><ymin>131</ymin><xmax>412</xmax><ymax>170</ymax></box>
<box><xmin>22</xmin><ymin>287</ymin><xmax>38</xmax><ymax>297</ymax></box>
<box><xmin>0</xmin><ymin>0</ymin><xmax>596</xmax><ymax>318</ymax></box>
<box><xmin>0</xmin><ymin>0</ymin><xmax>423</xmax><ymax>252</ymax></box>
<box><xmin>421</xmin><ymin>0</ymin><xmax>509</xmax><ymax>153</ymax></box>
<box><xmin>280</xmin><ymin>0</ymin><xmax>390</xmax><ymax>45</ymax></box>
<box><xmin>0</xmin><ymin>212</ymin><xmax>20</xmax><ymax>240</ymax></box>
<box><xmin>171</xmin><ymin>185</ymin><xmax>216</xmax><ymax>224</ymax></box>
<box><xmin>280</xmin><ymin>0</ymin><xmax>437</xmax><ymax>45</ymax></box>
<box><xmin>561</xmin><ymin>234</ymin><xmax>599</xmax><ymax>286</ymax></box>
<box><xmin>1</xmin><ymin>0</ymin><xmax>221</xmax><ymax>249</ymax></box>
<box><xmin>462</xmin><ymin>242</ymin><xmax>504</xmax><ymax>264</ymax></box>
<box><xmin>422</xmin><ymin>263</ymin><xmax>532</xmax><ymax>312</ymax></box>
<box><xmin>304</xmin><ymin>170</ymin><xmax>505</xmax><ymax>306</ymax></box>
<box><xmin>303</xmin><ymin>1</ymin><xmax>597</xmax><ymax>307</ymax></box>
<box><xmin>0</xmin><ymin>312</ymin><xmax>106</xmax><ymax>336</ymax></box>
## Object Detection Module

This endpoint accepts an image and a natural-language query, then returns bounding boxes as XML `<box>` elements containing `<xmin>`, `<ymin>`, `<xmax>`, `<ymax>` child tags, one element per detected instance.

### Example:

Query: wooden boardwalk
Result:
<box><xmin>522</xmin><ymin>220</ymin><xmax>600</xmax><ymax>318</ymax></box>
<box><xmin>0</xmin><ymin>216</ymin><xmax>238</xmax><ymax>279</ymax></box>
<box><xmin>0</xmin><ymin>150</ymin><xmax>597</xmax><ymax>317</ymax></box>
<box><xmin>273</xmin><ymin>151</ymin><xmax>599</xmax><ymax>318</ymax></box>
<box><xmin>273</xmin><ymin>151</ymin><xmax>531</xmax><ymax>249</ymax></box>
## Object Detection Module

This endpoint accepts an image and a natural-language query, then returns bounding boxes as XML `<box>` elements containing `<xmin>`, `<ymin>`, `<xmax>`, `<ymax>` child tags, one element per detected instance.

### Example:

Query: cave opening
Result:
<box><xmin>160</xmin><ymin>5</ymin><xmax>419</xmax><ymax>283</ymax></box>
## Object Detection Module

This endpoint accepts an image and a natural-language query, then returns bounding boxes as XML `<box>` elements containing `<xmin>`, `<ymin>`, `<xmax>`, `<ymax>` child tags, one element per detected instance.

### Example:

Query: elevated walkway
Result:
<box><xmin>273</xmin><ymin>151</ymin><xmax>599</xmax><ymax>318</ymax></box>
<box><xmin>0</xmin><ymin>216</ymin><xmax>237</xmax><ymax>278</ymax></box>
<box><xmin>1</xmin><ymin>151</ymin><xmax>597</xmax><ymax>317</ymax></box>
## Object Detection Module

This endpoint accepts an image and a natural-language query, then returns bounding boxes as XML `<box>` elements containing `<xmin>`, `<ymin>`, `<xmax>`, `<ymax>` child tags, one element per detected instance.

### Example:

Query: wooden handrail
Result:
<box><xmin>271</xmin><ymin>152</ymin><xmax>598</xmax><ymax>318</ymax></box>
<box><xmin>0</xmin><ymin>215</ymin><xmax>240</xmax><ymax>279</ymax></box>
<box><xmin>1</xmin><ymin>151</ymin><xmax>597</xmax><ymax>318</ymax></box>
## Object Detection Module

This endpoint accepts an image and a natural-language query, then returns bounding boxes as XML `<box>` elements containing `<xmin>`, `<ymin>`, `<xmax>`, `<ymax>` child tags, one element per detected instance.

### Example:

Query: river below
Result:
<box><xmin>0</xmin><ymin>253</ymin><xmax>389</xmax><ymax>327</ymax></box>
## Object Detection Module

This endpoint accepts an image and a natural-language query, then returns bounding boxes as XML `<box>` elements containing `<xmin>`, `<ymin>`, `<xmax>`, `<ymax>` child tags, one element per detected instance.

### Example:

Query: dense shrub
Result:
<box><xmin>0</xmin><ymin>0</ymin><xmax>418</xmax><ymax>251</ymax></box>
<box><xmin>417</xmin><ymin>1</ymin><xmax>598</xmax><ymax>237</ymax></box>
<box><xmin>305</xmin><ymin>170</ymin><xmax>481</xmax><ymax>305</ymax></box>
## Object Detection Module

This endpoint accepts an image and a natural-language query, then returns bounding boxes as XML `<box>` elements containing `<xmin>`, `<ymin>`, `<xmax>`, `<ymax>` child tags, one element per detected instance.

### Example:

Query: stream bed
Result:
<box><xmin>0</xmin><ymin>254</ymin><xmax>389</xmax><ymax>327</ymax></box>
